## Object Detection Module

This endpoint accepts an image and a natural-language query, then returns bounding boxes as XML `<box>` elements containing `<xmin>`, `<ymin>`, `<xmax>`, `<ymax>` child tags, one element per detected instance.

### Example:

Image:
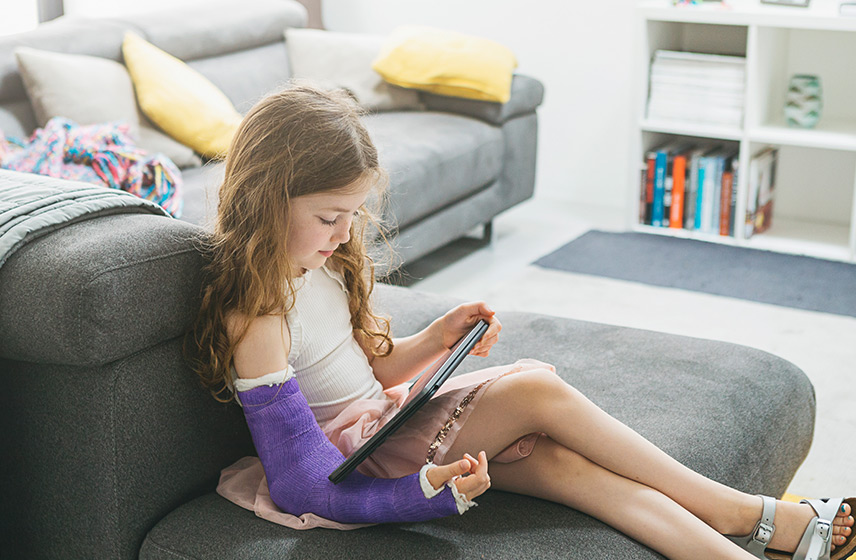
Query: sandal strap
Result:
<box><xmin>729</xmin><ymin>495</ymin><xmax>777</xmax><ymax>558</ymax></box>
<box><xmin>792</xmin><ymin>498</ymin><xmax>842</xmax><ymax>560</ymax></box>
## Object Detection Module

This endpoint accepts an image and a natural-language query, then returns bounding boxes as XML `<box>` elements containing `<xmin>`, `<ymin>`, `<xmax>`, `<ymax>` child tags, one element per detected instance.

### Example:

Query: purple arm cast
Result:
<box><xmin>238</xmin><ymin>377</ymin><xmax>460</xmax><ymax>524</ymax></box>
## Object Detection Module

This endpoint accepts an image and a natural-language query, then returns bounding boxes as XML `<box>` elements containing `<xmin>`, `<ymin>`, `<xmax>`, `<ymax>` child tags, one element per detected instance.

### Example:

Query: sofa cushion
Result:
<box><xmin>0</xmin><ymin>17</ymin><xmax>129</xmax><ymax>104</ymax></box>
<box><xmin>187</xmin><ymin>43</ymin><xmax>292</xmax><ymax>115</ymax></box>
<box><xmin>284</xmin><ymin>28</ymin><xmax>423</xmax><ymax>112</ymax></box>
<box><xmin>118</xmin><ymin>0</ymin><xmax>305</xmax><ymax>114</ymax></box>
<box><xmin>13</xmin><ymin>47</ymin><xmax>201</xmax><ymax>169</ymax></box>
<box><xmin>362</xmin><ymin>111</ymin><xmax>504</xmax><ymax>230</ymax></box>
<box><xmin>139</xmin><ymin>301</ymin><xmax>815</xmax><ymax>559</ymax></box>
<box><xmin>176</xmin><ymin>111</ymin><xmax>506</xmax><ymax>231</ymax></box>
<box><xmin>373</xmin><ymin>26</ymin><xmax>517</xmax><ymax>103</ymax></box>
<box><xmin>122</xmin><ymin>32</ymin><xmax>242</xmax><ymax>159</ymax></box>
<box><xmin>180</xmin><ymin>162</ymin><xmax>226</xmax><ymax>227</ymax></box>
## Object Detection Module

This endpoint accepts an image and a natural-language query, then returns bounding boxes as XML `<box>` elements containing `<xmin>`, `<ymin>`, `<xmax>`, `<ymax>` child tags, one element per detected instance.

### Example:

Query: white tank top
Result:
<box><xmin>284</xmin><ymin>266</ymin><xmax>386</xmax><ymax>424</ymax></box>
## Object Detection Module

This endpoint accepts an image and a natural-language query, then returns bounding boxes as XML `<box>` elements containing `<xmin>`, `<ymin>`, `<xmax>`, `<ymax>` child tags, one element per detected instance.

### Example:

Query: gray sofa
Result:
<box><xmin>0</xmin><ymin>0</ymin><xmax>544</xmax><ymax>266</ymax></box>
<box><xmin>0</xmin><ymin>169</ymin><xmax>815</xmax><ymax>560</ymax></box>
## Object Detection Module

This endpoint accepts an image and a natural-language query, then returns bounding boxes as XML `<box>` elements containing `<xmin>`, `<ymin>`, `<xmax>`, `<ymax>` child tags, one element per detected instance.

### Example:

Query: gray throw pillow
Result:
<box><xmin>284</xmin><ymin>28</ymin><xmax>424</xmax><ymax>112</ymax></box>
<box><xmin>13</xmin><ymin>47</ymin><xmax>201</xmax><ymax>169</ymax></box>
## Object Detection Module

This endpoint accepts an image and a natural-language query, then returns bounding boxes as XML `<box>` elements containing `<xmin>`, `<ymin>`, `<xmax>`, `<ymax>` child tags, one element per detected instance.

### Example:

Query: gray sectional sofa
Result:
<box><xmin>0</xmin><ymin>2</ymin><xmax>816</xmax><ymax>560</ymax></box>
<box><xmin>0</xmin><ymin>0</ymin><xmax>544</xmax><ymax>266</ymax></box>
<box><xmin>0</xmin><ymin>170</ymin><xmax>816</xmax><ymax>559</ymax></box>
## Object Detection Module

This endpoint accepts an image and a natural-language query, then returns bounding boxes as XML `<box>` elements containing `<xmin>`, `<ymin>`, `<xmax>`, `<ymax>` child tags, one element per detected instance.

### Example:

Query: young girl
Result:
<box><xmin>187</xmin><ymin>84</ymin><xmax>854</xmax><ymax>559</ymax></box>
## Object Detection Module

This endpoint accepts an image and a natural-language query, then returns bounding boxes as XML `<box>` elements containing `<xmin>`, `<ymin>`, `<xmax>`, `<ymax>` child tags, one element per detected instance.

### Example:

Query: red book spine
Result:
<box><xmin>645</xmin><ymin>154</ymin><xmax>656</xmax><ymax>225</ymax></box>
<box><xmin>719</xmin><ymin>170</ymin><xmax>733</xmax><ymax>236</ymax></box>
<box><xmin>669</xmin><ymin>154</ymin><xmax>687</xmax><ymax>229</ymax></box>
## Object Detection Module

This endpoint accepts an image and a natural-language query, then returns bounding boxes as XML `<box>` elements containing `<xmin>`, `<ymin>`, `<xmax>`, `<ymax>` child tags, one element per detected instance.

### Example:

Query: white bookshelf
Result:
<box><xmin>631</xmin><ymin>0</ymin><xmax>856</xmax><ymax>262</ymax></box>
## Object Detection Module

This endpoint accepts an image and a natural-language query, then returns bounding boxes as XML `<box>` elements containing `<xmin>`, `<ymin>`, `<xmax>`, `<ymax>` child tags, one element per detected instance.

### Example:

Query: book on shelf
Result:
<box><xmin>745</xmin><ymin>147</ymin><xmax>778</xmax><ymax>238</ymax></box>
<box><xmin>683</xmin><ymin>146</ymin><xmax>708</xmax><ymax>230</ymax></box>
<box><xmin>648</xmin><ymin>142</ymin><xmax>692</xmax><ymax>227</ymax></box>
<box><xmin>647</xmin><ymin>50</ymin><xmax>746</xmax><ymax>127</ymax></box>
<box><xmin>669</xmin><ymin>149</ymin><xmax>689</xmax><ymax>228</ymax></box>
<box><xmin>639</xmin><ymin>142</ymin><xmax>738</xmax><ymax>237</ymax></box>
<box><xmin>642</xmin><ymin>151</ymin><xmax>657</xmax><ymax>225</ymax></box>
<box><xmin>720</xmin><ymin>157</ymin><xmax>739</xmax><ymax>237</ymax></box>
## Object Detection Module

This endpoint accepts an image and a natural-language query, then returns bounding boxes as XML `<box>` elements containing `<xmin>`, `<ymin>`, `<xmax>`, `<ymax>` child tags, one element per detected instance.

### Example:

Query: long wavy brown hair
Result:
<box><xmin>185</xmin><ymin>84</ymin><xmax>394</xmax><ymax>402</ymax></box>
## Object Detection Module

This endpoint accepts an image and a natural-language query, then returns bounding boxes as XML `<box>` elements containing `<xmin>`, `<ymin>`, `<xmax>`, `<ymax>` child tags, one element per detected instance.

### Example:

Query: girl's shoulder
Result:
<box><xmin>227</xmin><ymin>311</ymin><xmax>292</xmax><ymax>380</ymax></box>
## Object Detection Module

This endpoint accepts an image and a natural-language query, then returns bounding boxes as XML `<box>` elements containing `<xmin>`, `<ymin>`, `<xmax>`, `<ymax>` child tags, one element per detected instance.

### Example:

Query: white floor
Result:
<box><xmin>405</xmin><ymin>195</ymin><xmax>856</xmax><ymax>499</ymax></box>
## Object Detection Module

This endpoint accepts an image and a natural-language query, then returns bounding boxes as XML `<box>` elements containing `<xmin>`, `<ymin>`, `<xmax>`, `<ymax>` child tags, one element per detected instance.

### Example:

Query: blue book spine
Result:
<box><xmin>694</xmin><ymin>158</ymin><xmax>706</xmax><ymax>230</ymax></box>
<box><xmin>652</xmin><ymin>150</ymin><xmax>668</xmax><ymax>227</ymax></box>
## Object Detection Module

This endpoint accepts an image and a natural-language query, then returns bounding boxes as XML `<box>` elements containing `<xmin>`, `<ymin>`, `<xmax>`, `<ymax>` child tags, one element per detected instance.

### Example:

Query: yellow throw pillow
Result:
<box><xmin>372</xmin><ymin>26</ymin><xmax>517</xmax><ymax>104</ymax></box>
<box><xmin>122</xmin><ymin>32</ymin><xmax>241</xmax><ymax>159</ymax></box>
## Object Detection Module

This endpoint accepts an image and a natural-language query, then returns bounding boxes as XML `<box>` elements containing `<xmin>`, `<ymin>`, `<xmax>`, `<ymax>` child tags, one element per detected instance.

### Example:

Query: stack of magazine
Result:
<box><xmin>647</xmin><ymin>50</ymin><xmax>747</xmax><ymax>127</ymax></box>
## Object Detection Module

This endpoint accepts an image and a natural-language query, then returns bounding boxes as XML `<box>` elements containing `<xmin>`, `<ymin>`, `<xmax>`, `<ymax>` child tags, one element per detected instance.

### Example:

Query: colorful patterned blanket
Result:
<box><xmin>0</xmin><ymin>117</ymin><xmax>182</xmax><ymax>217</ymax></box>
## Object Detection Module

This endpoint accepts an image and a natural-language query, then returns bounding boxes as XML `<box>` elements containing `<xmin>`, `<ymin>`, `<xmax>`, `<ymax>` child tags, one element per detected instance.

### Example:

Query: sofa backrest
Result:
<box><xmin>0</xmin><ymin>0</ymin><xmax>307</xmax><ymax>138</ymax></box>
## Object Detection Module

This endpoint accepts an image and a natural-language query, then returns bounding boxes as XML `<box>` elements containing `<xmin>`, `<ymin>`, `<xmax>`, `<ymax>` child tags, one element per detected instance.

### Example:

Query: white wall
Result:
<box><xmin>323</xmin><ymin>0</ymin><xmax>638</xmax><ymax>211</ymax></box>
<box><xmin>63</xmin><ymin>0</ymin><xmax>208</xmax><ymax>17</ymax></box>
<box><xmin>0</xmin><ymin>0</ymin><xmax>39</xmax><ymax>35</ymax></box>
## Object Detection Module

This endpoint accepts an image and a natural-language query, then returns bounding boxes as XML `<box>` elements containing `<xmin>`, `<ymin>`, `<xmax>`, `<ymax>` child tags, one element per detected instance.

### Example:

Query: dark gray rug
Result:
<box><xmin>534</xmin><ymin>230</ymin><xmax>856</xmax><ymax>318</ymax></box>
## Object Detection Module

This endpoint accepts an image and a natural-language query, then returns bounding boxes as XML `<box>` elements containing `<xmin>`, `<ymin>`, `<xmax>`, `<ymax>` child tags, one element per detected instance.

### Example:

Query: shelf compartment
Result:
<box><xmin>748</xmin><ymin>119</ymin><xmax>856</xmax><ymax>152</ymax></box>
<box><xmin>739</xmin><ymin>217</ymin><xmax>853</xmax><ymax>262</ymax></box>
<box><xmin>749</xmin><ymin>27</ymin><xmax>856</xmax><ymax>133</ymax></box>
<box><xmin>634</xmin><ymin>219</ymin><xmax>852</xmax><ymax>262</ymax></box>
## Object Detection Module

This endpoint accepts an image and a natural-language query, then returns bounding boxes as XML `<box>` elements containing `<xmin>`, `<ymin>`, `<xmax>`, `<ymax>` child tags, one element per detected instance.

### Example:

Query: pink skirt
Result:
<box><xmin>217</xmin><ymin>358</ymin><xmax>553</xmax><ymax>530</ymax></box>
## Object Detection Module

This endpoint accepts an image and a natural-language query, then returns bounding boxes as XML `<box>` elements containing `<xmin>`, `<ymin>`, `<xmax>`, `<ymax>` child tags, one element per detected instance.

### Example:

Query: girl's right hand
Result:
<box><xmin>426</xmin><ymin>451</ymin><xmax>491</xmax><ymax>501</ymax></box>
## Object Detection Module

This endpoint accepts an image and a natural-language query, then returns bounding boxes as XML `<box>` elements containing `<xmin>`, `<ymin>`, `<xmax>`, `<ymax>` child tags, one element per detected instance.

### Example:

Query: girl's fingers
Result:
<box><xmin>463</xmin><ymin>452</ymin><xmax>479</xmax><ymax>472</ymax></box>
<box><xmin>476</xmin><ymin>451</ymin><xmax>489</xmax><ymax>476</ymax></box>
<box><xmin>426</xmin><ymin>459</ymin><xmax>471</xmax><ymax>490</ymax></box>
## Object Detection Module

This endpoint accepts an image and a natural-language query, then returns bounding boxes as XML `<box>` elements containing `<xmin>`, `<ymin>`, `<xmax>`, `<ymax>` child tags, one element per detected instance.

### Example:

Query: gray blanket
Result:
<box><xmin>0</xmin><ymin>169</ymin><xmax>169</xmax><ymax>269</ymax></box>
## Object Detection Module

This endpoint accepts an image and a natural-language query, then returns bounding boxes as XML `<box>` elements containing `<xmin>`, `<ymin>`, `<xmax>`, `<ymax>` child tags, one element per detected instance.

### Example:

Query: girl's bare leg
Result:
<box><xmin>488</xmin><ymin>435</ymin><xmax>755</xmax><ymax>560</ymax></box>
<box><xmin>444</xmin><ymin>369</ymin><xmax>853</xmax><ymax>554</ymax></box>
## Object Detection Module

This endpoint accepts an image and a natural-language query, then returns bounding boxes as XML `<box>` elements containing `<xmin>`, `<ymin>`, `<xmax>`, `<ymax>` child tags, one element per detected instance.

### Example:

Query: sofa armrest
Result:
<box><xmin>419</xmin><ymin>74</ymin><xmax>545</xmax><ymax>126</ymax></box>
<box><xmin>0</xmin><ymin>212</ymin><xmax>206</xmax><ymax>366</ymax></box>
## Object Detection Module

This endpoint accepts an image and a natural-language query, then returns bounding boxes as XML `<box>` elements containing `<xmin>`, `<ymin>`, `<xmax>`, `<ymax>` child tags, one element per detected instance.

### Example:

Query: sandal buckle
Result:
<box><xmin>816</xmin><ymin>520</ymin><xmax>831</xmax><ymax>542</ymax></box>
<box><xmin>754</xmin><ymin>522</ymin><xmax>774</xmax><ymax>545</ymax></box>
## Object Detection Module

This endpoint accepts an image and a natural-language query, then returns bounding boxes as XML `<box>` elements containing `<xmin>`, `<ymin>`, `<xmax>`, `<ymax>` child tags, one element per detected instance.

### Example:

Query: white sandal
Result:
<box><xmin>728</xmin><ymin>495</ymin><xmax>856</xmax><ymax>560</ymax></box>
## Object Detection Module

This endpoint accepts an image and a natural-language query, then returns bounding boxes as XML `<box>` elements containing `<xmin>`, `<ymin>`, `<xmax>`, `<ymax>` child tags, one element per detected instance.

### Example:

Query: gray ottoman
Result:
<box><xmin>139</xmin><ymin>288</ymin><xmax>815</xmax><ymax>560</ymax></box>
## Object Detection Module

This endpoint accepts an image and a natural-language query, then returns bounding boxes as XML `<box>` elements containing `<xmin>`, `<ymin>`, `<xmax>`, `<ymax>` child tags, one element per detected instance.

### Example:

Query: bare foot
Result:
<box><xmin>764</xmin><ymin>499</ymin><xmax>853</xmax><ymax>553</ymax></box>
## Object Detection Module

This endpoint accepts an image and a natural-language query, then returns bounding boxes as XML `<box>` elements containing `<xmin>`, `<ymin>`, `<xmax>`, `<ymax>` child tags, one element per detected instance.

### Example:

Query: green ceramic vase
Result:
<box><xmin>785</xmin><ymin>74</ymin><xmax>822</xmax><ymax>128</ymax></box>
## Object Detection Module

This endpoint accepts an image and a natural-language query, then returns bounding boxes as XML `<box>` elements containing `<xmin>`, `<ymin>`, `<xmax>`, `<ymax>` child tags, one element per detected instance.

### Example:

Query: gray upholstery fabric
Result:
<box><xmin>118</xmin><ymin>0</ymin><xmax>306</xmax><ymax>62</ymax></box>
<box><xmin>180</xmin><ymin>162</ymin><xmax>226</xmax><ymax>228</ymax></box>
<box><xmin>0</xmin><ymin>98</ymin><xmax>36</xmax><ymax>138</ymax></box>
<box><xmin>0</xmin><ymin>212</ymin><xmax>204</xmax><ymax>366</ymax></box>
<box><xmin>138</xmin><ymin>291</ymin><xmax>815</xmax><ymax>560</ymax></box>
<box><xmin>363</xmin><ymin>111</ymin><xmax>504</xmax><ymax>230</ymax></box>
<box><xmin>421</xmin><ymin>74</ymin><xmax>546</xmax><ymax>126</ymax></box>
<box><xmin>391</xmin><ymin>113</ymin><xmax>539</xmax><ymax>263</ymax></box>
<box><xmin>187</xmin><ymin>42</ymin><xmax>293</xmax><ymax>114</ymax></box>
<box><xmin>0</xmin><ymin>339</ymin><xmax>256</xmax><ymax>560</ymax></box>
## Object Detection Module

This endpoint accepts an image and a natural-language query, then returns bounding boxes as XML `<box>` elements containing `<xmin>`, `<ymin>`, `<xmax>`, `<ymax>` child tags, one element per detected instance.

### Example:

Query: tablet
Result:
<box><xmin>328</xmin><ymin>319</ymin><xmax>490</xmax><ymax>484</ymax></box>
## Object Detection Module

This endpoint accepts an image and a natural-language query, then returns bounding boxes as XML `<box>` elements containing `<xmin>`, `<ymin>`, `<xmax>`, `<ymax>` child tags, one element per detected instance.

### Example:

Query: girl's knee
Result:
<box><xmin>513</xmin><ymin>368</ymin><xmax>576</xmax><ymax>400</ymax></box>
